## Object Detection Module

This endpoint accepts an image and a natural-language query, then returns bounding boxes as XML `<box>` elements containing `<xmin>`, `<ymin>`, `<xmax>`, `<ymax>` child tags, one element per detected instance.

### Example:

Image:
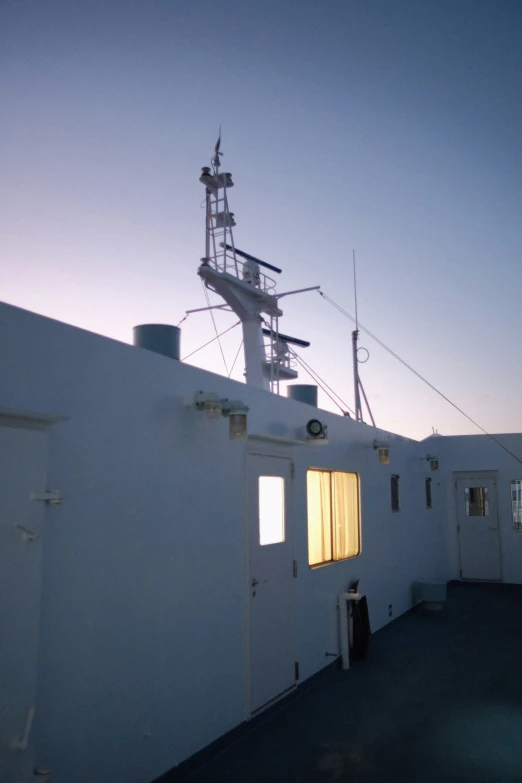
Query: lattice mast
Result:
<box><xmin>198</xmin><ymin>136</ymin><xmax>300</xmax><ymax>391</ymax></box>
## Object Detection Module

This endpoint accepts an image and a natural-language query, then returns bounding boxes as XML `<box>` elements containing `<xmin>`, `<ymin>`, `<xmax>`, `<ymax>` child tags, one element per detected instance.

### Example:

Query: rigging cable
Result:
<box><xmin>181</xmin><ymin>321</ymin><xmax>241</xmax><ymax>362</ymax></box>
<box><xmin>228</xmin><ymin>339</ymin><xmax>244</xmax><ymax>378</ymax></box>
<box><xmin>201</xmin><ymin>280</ymin><xmax>229</xmax><ymax>375</ymax></box>
<box><xmin>319</xmin><ymin>290</ymin><xmax>522</xmax><ymax>466</ymax></box>
<box><xmin>287</xmin><ymin>346</ymin><xmax>355</xmax><ymax>417</ymax></box>
<box><xmin>260</xmin><ymin>316</ymin><xmax>354</xmax><ymax>416</ymax></box>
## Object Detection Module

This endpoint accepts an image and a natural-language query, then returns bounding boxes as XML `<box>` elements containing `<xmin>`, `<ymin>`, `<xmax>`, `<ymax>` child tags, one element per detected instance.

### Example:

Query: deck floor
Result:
<box><xmin>158</xmin><ymin>582</ymin><xmax>522</xmax><ymax>783</ymax></box>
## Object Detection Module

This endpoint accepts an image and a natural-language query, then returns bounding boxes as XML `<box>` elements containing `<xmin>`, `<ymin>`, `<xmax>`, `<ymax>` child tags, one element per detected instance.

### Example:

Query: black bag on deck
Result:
<box><xmin>351</xmin><ymin>596</ymin><xmax>371</xmax><ymax>660</ymax></box>
<box><xmin>348</xmin><ymin>579</ymin><xmax>371</xmax><ymax>661</ymax></box>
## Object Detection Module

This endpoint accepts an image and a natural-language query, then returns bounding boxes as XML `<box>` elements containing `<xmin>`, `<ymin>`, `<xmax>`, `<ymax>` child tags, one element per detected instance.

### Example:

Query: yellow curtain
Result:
<box><xmin>307</xmin><ymin>470</ymin><xmax>332</xmax><ymax>565</ymax></box>
<box><xmin>332</xmin><ymin>472</ymin><xmax>360</xmax><ymax>560</ymax></box>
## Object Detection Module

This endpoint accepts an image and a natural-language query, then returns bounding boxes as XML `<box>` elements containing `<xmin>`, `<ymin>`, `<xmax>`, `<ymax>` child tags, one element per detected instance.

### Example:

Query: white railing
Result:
<box><xmin>205</xmin><ymin>179</ymin><xmax>277</xmax><ymax>295</ymax></box>
<box><xmin>264</xmin><ymin>340</ymin><xmax>296</xmax><ymax>371</ymax></box>
<box><xmin>206</xmin><ymin>248</ymin><xmax>276</xmax><ymax>294</ymax></box>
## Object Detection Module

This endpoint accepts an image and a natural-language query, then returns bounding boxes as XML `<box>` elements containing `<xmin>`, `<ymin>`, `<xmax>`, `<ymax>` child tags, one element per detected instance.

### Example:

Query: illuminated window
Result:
<box><xmin>307</xmin><ymin>469</ymin><xmax>360</xmax><ymax>566</ymax></box>
<box><xmin>511</xmin><ymin>480</ymin><xmax>522</xmax><ymax>531</ymax></box>
<box><xmin>391</xmin><ymin>475</ymin><xmax>400</xmax><ymax>512</ymax></box>
<box><xmin>258</xmin><ymin>476</ymin><xmax>285</xmax><ymax>545</ymax></box>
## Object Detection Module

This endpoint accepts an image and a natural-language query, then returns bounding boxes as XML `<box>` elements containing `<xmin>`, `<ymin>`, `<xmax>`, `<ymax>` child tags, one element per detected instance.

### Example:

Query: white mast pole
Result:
<box><xmin>243</xmin><ymin>319</ymin><xmax>268</xmax><ymax>388</ymax></box>
<box><xmin>352</xmin><ymin>250</ymin><xmax>362</xmax><ymax>422</ymax></box>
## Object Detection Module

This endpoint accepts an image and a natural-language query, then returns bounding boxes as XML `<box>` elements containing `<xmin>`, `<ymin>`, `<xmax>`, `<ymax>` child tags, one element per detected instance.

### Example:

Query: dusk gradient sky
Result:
<box><xmin>2</xmin><ymin>0</ymin><xmax>522</xmax><ymax>440</ymax></box>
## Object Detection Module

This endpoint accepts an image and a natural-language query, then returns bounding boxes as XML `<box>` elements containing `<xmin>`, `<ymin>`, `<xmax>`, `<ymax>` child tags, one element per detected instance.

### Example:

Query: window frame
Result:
<box><xmin>425</xmin><ymin>477</ymin><xmax>432</xmax><ymax>509</ymax></box>
<box><xmin>510</xmin><ymin>480</ymin><xmax>522</xmax><ymax>531</ymax></box>
<box><xmin>465</xmin><ymin>486</ymin><xmax>489</xmax><ymax>517</ymax></box>
<box><xmin>391</xmin><ymin>474</ymin><xmax>400</xmax><ymax>512</ymax></box>
<box><xmin>306</xmin><ymin>468</ymin><xmax>361</xmax><ymax>568</ymax></box>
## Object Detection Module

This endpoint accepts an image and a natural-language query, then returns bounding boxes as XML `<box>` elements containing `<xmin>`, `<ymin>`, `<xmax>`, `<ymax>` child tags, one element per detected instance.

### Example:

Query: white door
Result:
<box><xmin>0</xmin><ymin>425</ymin><xmax>48</xmax><ymax>782</ymax></box>
<box><xmin>248</xmin><ymin>454</ymin><xmax>296</xmax><ymax>714</ymax></box>
<box><xmin>456</xmin><ymin>475</ymin><xmax>502</xmax><ymax>580</ymax></box>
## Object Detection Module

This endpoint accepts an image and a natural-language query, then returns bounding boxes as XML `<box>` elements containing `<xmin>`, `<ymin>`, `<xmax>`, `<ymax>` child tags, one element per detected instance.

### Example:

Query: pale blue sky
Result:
<box><xmin>2</xmin><ymin>1</ymin><xmax>521</xmax><ymax>439</ymax></box>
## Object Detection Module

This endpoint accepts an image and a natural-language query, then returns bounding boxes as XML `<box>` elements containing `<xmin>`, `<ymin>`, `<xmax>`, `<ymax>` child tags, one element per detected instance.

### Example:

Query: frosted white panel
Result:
<box><xmin>258</xmin><ymin>477</ymin><xmax>285</xmax><ymax>545</ymax></box>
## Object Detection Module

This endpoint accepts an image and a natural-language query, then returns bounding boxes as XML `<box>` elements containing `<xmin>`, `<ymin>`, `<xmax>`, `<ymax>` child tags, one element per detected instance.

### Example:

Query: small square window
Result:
<box><xmin>465</xmin><ymin>487</ymin><xmax>489</xmax><ymax>517</ymax></box>
<box><xmin>391</xmin><ymin>475</ymin><xmax>400</xmax><ymax>512</ymax></box>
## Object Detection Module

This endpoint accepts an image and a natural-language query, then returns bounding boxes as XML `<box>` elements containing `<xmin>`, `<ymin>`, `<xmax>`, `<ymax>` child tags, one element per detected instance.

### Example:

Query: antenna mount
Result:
<box><xmin>212</xmin><ymin>125</ymin><xmax>222</xmax><ymax>174</ymax></box>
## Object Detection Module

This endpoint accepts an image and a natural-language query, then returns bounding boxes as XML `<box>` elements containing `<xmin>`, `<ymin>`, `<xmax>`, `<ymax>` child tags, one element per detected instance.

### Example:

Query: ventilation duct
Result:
<box><xmin>133</xmin><ymin>324</ymin><xmax>181</xmax><ymax>360</ymax></box>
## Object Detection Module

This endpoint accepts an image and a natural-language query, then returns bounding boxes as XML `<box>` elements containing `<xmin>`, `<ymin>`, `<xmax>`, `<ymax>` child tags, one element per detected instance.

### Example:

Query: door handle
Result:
<box><xmin>251</xmin><ymin>578</ymin><xmax>268</xmax><ymax>587</ymax></box>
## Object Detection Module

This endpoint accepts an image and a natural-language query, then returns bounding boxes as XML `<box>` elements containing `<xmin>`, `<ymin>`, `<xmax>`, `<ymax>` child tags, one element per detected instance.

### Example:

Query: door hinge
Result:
<box><xmin>30</xmin><ymin>490</ymin><xmax>62</xmax><ymax>505</ymax></box>
<box><xmin>15</xmin><ymin>524</ymin><xmax>38</xmax><ymax>543</ymax></box>
<box><xmin>295</xmin><ymin>661</ymin><xmax>300</xmax><ymax>681</ymax></box>
<box><xmin>291</xmin><ymin>461</ymin><xmax>296</xmax><ymax>480</ymax></box>
<box><xmin>293</xmin><ymin>560</ymin><xmax>298</xmax><ymax>578</ymax></box>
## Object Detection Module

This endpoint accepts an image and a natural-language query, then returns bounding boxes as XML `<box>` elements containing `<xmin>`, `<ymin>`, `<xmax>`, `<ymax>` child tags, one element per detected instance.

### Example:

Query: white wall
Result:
<box><xmin>0</xmin><ymin>424</ymin><xmax>49</xmax><ymax>783</ymax></box>
<box><xmin>434</xmin><ymin>434</ymin><xmax>522</xmax><ymax>584</ymax></box>
<box><xmin>290</xmin><ymin>429</ymin><xmax>450</xmax><ymax>681</ymax></box>
<box><xmin>0</xmin><ymin>301</ymin><xmax>450</xmax><ymax>783</ymax></box>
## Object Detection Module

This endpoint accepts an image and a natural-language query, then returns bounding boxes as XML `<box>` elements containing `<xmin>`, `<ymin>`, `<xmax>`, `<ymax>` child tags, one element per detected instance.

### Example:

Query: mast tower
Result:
<box><xmin>198</xmin><ymin>137</ymin><xmax>305</xmax><ymax>391</ymax></box>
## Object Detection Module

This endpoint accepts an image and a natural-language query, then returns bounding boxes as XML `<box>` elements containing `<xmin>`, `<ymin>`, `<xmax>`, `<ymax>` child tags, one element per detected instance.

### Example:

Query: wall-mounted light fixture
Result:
<box><xmin>193</xmin><ymin>391</ymin><xmax>222</xmax><ymax>420</ymax></box>
<box><xmin>372</xmin><ymin>439</ymin><xmax>390</xmax><ymax>464</ymax></box>
<box><xmin>293</xmin><ymin>419</ymin><xmax>329</xmax><ymax>443</ymax></box>
<box><xmin>189</xmin><ymin>392</ymin><xmax>249</xmax><ymax>439</ymax></box>
<box><xmin>221</xmin><ymin>398</ymin><xmax>249</xmax><ymax>440</ymax></box>
<box><xmin>426</xmin><ymin>454</ymin><xmax>439</xmax><ymax>471</ymax></box>
<box><xmin>306</xmin><ymin>419</ymin><xmax>327</xmax><ymax>440</ymax></box>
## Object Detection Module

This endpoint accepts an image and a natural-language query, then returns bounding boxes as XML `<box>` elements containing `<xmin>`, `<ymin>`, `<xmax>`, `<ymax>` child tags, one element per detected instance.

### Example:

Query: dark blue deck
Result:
<box><xmin>155</xmin><ymin>582</ymin><xmax>522</xmax><ymax>782</ymax></box>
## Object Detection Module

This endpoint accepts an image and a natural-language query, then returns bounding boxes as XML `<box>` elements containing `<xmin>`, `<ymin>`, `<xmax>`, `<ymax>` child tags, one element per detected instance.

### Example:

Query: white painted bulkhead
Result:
<box><xmin>0</xmin><ymin>419</ymin><xmax>49</xmax><ymax>783</ymax></box>
<box><xmin>0</xmin><ymin>299</ymin><xmax>457</xmax><ymax>783</ymax></box>
<box><xmin>433</xmin><ymin>434</ymin><xmax>522</xmax><ymax>584</ymax></box>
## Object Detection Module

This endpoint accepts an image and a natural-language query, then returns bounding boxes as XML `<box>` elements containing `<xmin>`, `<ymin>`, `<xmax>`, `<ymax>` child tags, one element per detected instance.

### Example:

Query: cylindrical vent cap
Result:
<box><xmin>287</xmin><ymin>384</ymin><xmax>318</xmax><ymax>407</ymax></box>
<box><xmin>133</xmin><ymin>324</ymin><xmax>181</xmax><ymax>360</ymax></box>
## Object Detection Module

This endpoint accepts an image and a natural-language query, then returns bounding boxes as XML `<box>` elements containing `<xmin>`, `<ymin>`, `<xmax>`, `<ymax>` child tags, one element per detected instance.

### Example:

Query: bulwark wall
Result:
<box><xmin>435</xmin><ymin>434</ymin><xmax>522</xmax><ymax>584</ymax></box>
<box><xmin>0</xmin><ymin>301</ymin><xmax>450</xmax><ymax>783</ymax></box>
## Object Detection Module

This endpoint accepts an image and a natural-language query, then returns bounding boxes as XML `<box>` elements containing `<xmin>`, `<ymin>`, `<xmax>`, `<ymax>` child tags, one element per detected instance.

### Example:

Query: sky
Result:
<box><xmin>1</xmin><ymin>0</ymin><xmax>522</xmax><ymax>440</ymax></box>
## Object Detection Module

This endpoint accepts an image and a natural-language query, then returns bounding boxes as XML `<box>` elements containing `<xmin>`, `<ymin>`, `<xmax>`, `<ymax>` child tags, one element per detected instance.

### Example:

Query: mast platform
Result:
<box><xmin>198</xmin><ymin>263</ymin><xmax>282</xmax><ymax>320</ymax></box>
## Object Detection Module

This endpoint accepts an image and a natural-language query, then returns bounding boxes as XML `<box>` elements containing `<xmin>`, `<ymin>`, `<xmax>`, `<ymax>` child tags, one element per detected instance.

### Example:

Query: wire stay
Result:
<box><xmin>201</xmin><ymin>280</ymin><xmax>229</xmax><ymax>375</ymax></box>
<box><xmin>319</xmin><ymin>290</ymin><xmax>522</xmax><ymax>466</ymax></box>
<box><xmin>288</xmin><ymin>346</ymin><xmax>355</xmax><ymax>417</ymax></box>
<box><xmin>353</xmin><ymin>249</ymin><xmax>358</xmax><ymax>331</ymax></box>
<box><xmin>181</xmin><ymin>321</ymin><xmax>241</xmax><ymax>362</ymax></box>
<box><xmin>228</xmin><ymin>339</ymin><xmax>244</xmax><ymax>378</ymax></box>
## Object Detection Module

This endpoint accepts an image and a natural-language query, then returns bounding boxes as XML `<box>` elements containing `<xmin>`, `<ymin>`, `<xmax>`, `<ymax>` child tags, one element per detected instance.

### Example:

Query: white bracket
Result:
<box><xmin>14</xmin><ymin>524</ymin><xmax>38</xmax><ymax>543</ymax></box>
<box><xmin>10</xmin><ymin>707</ymin><xmax>35</xmax><ymax>751</ymax></box>
<box><xmin>296</xmin><ymin>424</ymin><xmax>329</xmax><ymax>444</ymax></box>
<box><xmin>30</xmin><ymin>490</ymin><xmax>62</xmax><ymax>505</ymax></box>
